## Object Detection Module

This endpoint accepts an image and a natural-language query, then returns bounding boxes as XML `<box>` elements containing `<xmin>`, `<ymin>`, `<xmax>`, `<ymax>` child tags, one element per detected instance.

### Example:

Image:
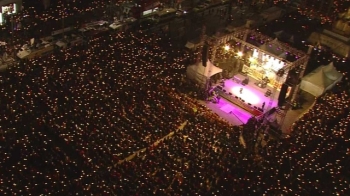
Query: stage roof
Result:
<box><xmin>228</xmin><ymin>28</ymin><xmax>306</xmax><ymax>64</ymax></box>
<box><xmin>259</xmin><ymin>38</ymin><xmax>287</xmax><ymax>59</ymax></box>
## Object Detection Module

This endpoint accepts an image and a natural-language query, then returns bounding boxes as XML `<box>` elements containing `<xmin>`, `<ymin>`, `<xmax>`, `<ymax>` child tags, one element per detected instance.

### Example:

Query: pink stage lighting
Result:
<box><xmin>230</xmin><ymin>86</ymin><xmax>260</xmax><ymax>105</ymax></box>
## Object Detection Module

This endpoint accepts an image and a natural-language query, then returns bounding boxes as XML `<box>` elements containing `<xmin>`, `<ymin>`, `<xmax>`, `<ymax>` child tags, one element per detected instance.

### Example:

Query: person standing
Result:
<box><xmin>262</xmin><ymin>102</ymin><xmax>265</xmax><ymax>110</ymax></box>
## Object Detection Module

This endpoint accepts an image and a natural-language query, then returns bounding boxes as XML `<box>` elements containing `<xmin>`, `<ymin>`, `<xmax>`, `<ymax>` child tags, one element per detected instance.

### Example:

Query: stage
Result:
<box><xmin>203</xmin><ymin>85</ymin><xmax>316</xmax><ymax>134</ymax></box>
<box><xmin>197</xmin><ymin>28</ymin><xmax>312</xmax><ymax>133</ymax></box>
<box><xmin>213</xmin><ymin>74</ymin><xmax>280</xmax><ymax>116</ymax></box>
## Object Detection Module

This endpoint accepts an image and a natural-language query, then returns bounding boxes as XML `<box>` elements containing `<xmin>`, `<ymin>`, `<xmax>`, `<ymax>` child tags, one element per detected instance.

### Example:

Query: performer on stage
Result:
<box><xmin>240</xmin><ymin>87</ymin><xmax>243</xmax><ymax>94</ymax></box>
<box><xmin>262</xmin><ymin>102</ymin><xmax>266</xmax><ymax>110</ymax></box>
<box><xmin>263</xmin><ymin>76</ymin><xmax>270</xmax><ymax>84</ymax></box>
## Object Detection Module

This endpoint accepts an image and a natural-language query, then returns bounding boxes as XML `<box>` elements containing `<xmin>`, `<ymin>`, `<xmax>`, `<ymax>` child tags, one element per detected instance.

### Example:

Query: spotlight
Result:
<box><xmin>237</xmin><ymin>51</ymin><xmax>243</xmax><ymax>57</ymax></box>
<box><xmin>224</xmin><ymin>45</ymin><xmax>230</xmax><ymax>51</ymax></box>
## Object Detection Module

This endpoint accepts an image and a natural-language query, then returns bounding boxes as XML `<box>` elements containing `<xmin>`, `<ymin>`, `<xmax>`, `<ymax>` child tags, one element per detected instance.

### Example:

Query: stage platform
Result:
<box><xmin>202</xmin><ymin>75</ymin><xmax>316</xmax><ymax>134</ymax></box>
<box><xmin>214</xmin><ymin>75</ymin><xmax>279</xmax><ymax>116</ymax></box>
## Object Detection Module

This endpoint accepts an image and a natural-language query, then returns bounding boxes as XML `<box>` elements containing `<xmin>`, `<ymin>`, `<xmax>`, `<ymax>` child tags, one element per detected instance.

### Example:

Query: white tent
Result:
<box><xmin>56</xmin><ymin>41</ymin><xmax>67</xmax><ymax>48</ymax></box>
<box><xmin>300</xmin><ymin>62</ymin><xmax>343</xmax><ymax>97</ymax></box>
<box><xmin>273</xmin><ymin>30</ymin><xmax>283</xmax><ymax>37</ymax></box>
<box><xmin>186</xmin><ymin>60</ymin><xmax>223</xmax><ymax>86</ymax></box>
<box><xmin>17</xmin><ymin>50</ymin><xmax>30</xmax><ymax>59</ymax></box>
<box><xmin>273</xmin><ymin>31</ymin><xmax>294</xmax><ymax>43</ymax></box>
<box><xmin>225</xmin><ymin>25</ymin><xmax>237</xmax><ymax>33</ymax></box>
<box><xmin>288</xmin><ymin>35</ymin><xmax>294</xmax><ymax>43</ymax></box>
<box><xmin>109</xmin><ymin>23</ymin><xmax>123</xmax><ymax>30</ymax></box>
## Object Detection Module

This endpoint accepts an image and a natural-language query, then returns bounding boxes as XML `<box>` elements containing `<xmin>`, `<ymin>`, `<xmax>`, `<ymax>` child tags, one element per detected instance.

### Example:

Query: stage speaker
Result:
<box><xmin>286</xmin><ymin>69</ymin><xmax>299</xmax><ymax>85</ymax></box>
<box><xmin>202</xmin><ymin>43</ymin><xmax>209</xmax><ymax>67</ymax></box>
<box><xmin>278</xmin><ymin>83</ymin><xmax>288</xmax><ymax>107</ymax></box>
<box><xmin>267</xmin><ymin>107</ymin><xmax>276</xmax><ymax>116</ymax></box>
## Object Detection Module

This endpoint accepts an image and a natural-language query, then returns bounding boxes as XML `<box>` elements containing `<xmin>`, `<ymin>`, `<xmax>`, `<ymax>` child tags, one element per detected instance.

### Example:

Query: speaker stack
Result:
<box><xmin>202</xmin><ymin>43</ymin><xmax>209</xmax><ymax>67</ymax></box>
<box><xmin>286</xmin><ymin>69</ymin><xmax>300</xmax><ymax>85</ymax></box>
<box><xmin>278</xmin><ymin>83</ymin><xmax>288</xmax><ymax>107</ymax></box>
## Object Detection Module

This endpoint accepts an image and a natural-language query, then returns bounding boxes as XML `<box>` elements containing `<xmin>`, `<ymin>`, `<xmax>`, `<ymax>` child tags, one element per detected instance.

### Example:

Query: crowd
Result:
<box><xmin>0</xmin><ymin>8</ymin><xmax>350</xmax><ymax>195</ymax></box>
<box><xmin>115</xmin><ymin>110</ymin><xmax>241</xmax><ymax>195</ymax></box>
<box><xmin>0</xmin><ymin>125</ymin><xmax>114</xmax><ymax>195</ymax></box>
<box><xmin>112</xmin><ymin>74</ymin><xmax>350</xmax><ymax>195</ymax></box>
<box><xmin>0</xmin><ymin>30</ymin><xmax>194</xmax><ymax>194</ymax></box>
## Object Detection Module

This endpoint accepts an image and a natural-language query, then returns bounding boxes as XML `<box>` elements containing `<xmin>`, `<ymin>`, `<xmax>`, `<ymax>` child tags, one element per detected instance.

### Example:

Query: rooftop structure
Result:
<box><xmin>298</xmin><ymin>0</ymin><xmax>350</xmax><ymax>24</ymax></box>
<box><xmin>0</xmin><ymin>0</ymin><xmax>22</xmax><ymax>25</ymax></box>
<box><xmin>308</xmin><ymin>7</ymin><xmax>350</xmax><ymax>57</ymax></box>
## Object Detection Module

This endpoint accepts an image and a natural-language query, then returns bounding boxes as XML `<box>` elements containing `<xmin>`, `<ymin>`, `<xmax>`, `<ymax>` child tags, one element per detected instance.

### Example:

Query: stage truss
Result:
<box><xmin>205</xmin><ymin>27</ymin><xmax>310</xmax><ymax>128</ymax></box>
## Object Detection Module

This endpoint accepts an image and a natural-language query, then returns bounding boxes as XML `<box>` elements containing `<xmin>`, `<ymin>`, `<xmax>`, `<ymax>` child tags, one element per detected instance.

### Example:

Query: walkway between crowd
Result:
<box><xmin>280</xmin><ymin>91</ymin><xmax>317</xmax><ymax>134</ymax></box>
<box><xmin>116</xmin><ymin>121</ymin><xmax>188</xmax><ymax>165</ymax></box>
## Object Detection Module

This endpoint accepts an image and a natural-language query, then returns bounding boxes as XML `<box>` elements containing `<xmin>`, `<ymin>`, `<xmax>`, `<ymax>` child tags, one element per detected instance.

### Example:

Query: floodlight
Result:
<box><xmin>224</xmin><ymin>45</ymin><xmax>230</xmax><ymax>51</ymax></box>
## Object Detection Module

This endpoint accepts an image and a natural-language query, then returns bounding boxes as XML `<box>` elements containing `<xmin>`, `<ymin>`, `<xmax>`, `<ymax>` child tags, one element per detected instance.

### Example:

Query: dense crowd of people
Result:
<box><xmin>0</xmin><ymin>4</ymin><xmax>349</xmax><ymax>195</ymax></box>
<box><xmin>113</xmin><ymin>79</ymin><xmax>350</xmax><ymax>195</ymax></box>
<box><xmin>0</xmin><ymin>30</ymin><xmax>194</xmax><ymax>194</ymax></box>
<box><xmin>0</xmin><ymin>126</ymin><xmax>113</xmax><ymax>194</ymax></box>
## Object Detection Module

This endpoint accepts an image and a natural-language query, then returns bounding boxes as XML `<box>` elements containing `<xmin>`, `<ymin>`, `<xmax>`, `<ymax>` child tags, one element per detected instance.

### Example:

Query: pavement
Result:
<box><xmin>116</xmin><ymin>121</ymin><xmax>188</xmax><ymax>165</ymax></box>
<box><xmin>279</xmin><ymin>91</ymin><xmax>316</xmax><ymax>134</ymax></box>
